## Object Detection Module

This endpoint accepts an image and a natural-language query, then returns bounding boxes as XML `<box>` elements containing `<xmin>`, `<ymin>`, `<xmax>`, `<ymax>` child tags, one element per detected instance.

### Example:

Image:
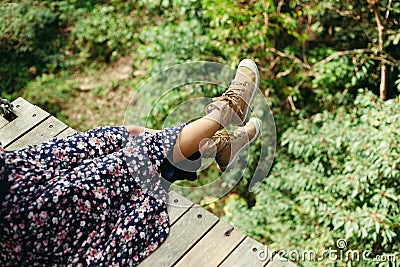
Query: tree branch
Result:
<box><xmin>287</xmin><ymin>96</ymin><xmax>297</xmax><ymax>111</ymax></box>
<box><xmin>276</xmin><ymin>68</ymin><xmax>293</xmax><ymax>78</ymax></box>
<box><xmin>385</xmin><ymin>0</ymin><xmax>393</xmax><ymax>23</ymax></box>
<box><xmin>313</xmin><ymin>49</ymin><xmax>372</xmax><ymax>69</ymax></box>
<box><xmin>371</xmin><ymin>54</ymin><xmax>400</xmax><ymax>66</ymax></box>
<box><xmin>268</xmin><ymin>45</ymin><xmax>395</xmax><ymax>102</ymax></box>
<box><xmin>266</xmin><ymin>47</ymin><xmax>312</xmax><ymax>70</ymax></box>
<box><xmin>325</xmin><ymin>6</ymin><xmax>358</xmax><ymax>20</ymax></box>
<box><xmin>276</xmin><ymin>0</ymin><xmax>284</xmax><ymax>14</ymax></box>
<box><xmin>295</xmin><ymin>49</ymin><xmax>371</xmax><ymax>93</ymax></box>
<box><xmin>372</xmin><ymin>5</ymin><xmax>385</xmax><ymax>51</ymax></box>
<box><xmin>369</xmin><ymin>0</ymin><xmax>387</xmax><ymax>99</ymax></box>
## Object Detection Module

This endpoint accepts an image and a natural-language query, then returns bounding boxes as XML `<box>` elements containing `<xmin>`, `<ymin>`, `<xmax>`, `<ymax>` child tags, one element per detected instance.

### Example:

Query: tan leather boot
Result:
<box><xmin>206</xmin><ymin>59</ymin><xmax>260</xmax><ymax>129</ymax></box>
<box><xmin>201</xmin><ymin>118</ymin><xmax>262</xmax><ymax>171</ymax></box>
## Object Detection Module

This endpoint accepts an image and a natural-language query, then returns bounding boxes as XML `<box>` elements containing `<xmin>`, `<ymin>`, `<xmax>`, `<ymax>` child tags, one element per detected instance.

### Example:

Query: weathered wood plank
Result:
<box><xmin>138</xmin><ymin>206</ymin><xmax>219</xmax><ymax>267</ymax></box>
<box><xmin>167</xmin><ymin>190</ymin><xmax>193</xmax><ymax>225</ymax></box>
<box><xmin>265</xmin><ymin>254</ymin><xmax>298</xmax><ymax>267</ymax></box>
<box><xmin>257</xmin><ymin>244</ymin><xmax>298</xmax><ymax>267</ymax></box>
<box><xmin>219</xmin><ymin>237</ymin><xmax>270</xmax><ymax>267</ymax></box>
<box><xmin>55</xmin><ymin>127</ymin><xmax>77</xmax><ymax>139</ymax></box>
<box><xmin>5</xmin><ymin>116</ymin><xmax>68</xmax><ymax>150</ymax></box>
<box><xmin>174</xmin><ymin>220</ymin><xmax>245</xmax><ymax>267</ymax></box>
<box><xmin>0</xmin><ymin>98</ymin><xmax>49</xmax><ymax>147</ymax></box>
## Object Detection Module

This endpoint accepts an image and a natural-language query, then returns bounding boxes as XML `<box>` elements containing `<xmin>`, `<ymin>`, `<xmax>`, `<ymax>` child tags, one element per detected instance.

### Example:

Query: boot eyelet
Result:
<box><xmin>243</xmin><ymin>82</ymin><xmax>249</xmax><ymax>87</ymax></box>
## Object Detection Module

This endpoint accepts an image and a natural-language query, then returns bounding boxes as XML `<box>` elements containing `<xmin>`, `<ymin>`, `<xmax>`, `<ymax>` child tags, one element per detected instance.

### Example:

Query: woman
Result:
<box><xmin>0</xmin><ymin>59</ymin><xmax>262</xmax><ymax>266</ymax></box>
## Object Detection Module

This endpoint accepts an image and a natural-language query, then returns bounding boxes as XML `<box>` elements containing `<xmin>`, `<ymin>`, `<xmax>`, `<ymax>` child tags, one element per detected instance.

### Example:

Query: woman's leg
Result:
<box><xmin>125</xmin><ymin>108</ymin><xmax>222</xmax><ymax>164</ymax></box>
<box><xmin>172</xmin><ymin>59</ymin><xmax>260</xmax><ymax>163</ymax></box>
<box><xmin>125</xmin><ymin>125</ymin><xmax>158</xmax><ymax>136</ymax></box>
<box><xmin>172</xmin><ymin>110</ymin><xmax>221</xmax><ymax>163</ymax></box>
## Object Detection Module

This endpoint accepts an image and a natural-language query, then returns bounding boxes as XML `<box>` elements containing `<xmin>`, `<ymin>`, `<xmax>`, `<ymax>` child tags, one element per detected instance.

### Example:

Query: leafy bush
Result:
<box><xmin>0</xmin><ymin>2</ymin><xmax>60</xmax><ymax>96</ymax></box>
<box><xmin>22</xmin><ymin>72</ymin><xmax>75</xmax><ymax>119</ymax></box>
<box><xmin>0</xmin><ymin>2</ymin><xmax>58</xmax><ymax>54</ymax></box>
<box><xmin>0</xmin><ymin>1</ymin><xmax>138</xmax><ymax>98</ymax></box>
<box><xmin>71</xmin><ymin>4</ymin><xmax>140</xmax><ymax>62</ymax></box>
<box><xmin>137</xmin><ymin>19</ymin><xmax>209</xmax><ymax>68</ymax></box>
<box><xmin>224</xmin><ymin>91</ymin><xmax>400</xmax><ymax>266</ymax></box>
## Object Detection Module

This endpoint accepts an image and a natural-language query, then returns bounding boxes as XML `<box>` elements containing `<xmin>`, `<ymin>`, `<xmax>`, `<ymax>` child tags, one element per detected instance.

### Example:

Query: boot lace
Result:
<box><xmin>212</xmin><ymin>128</ymin><xmax>247</xmax><ymax>149</ymax></box>
<box><xmin>213</xmin><ymin>81</ymin><xmax>246</xmax><ymax>115</ymax></box>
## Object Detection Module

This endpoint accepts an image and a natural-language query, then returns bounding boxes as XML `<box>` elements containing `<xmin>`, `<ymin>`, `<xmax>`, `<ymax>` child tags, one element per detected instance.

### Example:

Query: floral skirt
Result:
<box><xmin>0</xmin><ymin>124</ymin><xmax>184</xmax><ymax>266</ymax></box>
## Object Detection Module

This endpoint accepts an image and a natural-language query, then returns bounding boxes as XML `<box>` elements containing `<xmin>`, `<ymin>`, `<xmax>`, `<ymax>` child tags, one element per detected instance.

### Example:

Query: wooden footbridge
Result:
<box><xmin>0</xmin><ymin>98</ymin><xmax>295</xmax><ymax>267</ymax></box>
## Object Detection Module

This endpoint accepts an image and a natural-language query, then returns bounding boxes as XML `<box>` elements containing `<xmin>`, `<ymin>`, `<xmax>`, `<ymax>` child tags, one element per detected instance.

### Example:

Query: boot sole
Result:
<box><xmin>238</xmin><ymin>59</ymin><xmax>260</xmax><ymax>124</ymax></box>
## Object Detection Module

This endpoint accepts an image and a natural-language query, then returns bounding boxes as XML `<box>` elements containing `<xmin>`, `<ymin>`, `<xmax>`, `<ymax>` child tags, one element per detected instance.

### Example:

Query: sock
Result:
<box><xmin>160</xmin><ymin>151</ymin><xmax>201</xmax><ymax>183</ymax></box>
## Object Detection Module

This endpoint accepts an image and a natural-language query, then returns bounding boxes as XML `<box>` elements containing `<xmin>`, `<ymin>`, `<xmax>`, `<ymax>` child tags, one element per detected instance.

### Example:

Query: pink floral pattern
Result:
<box><xmin>0</xmin><ymin>125</ymin><xmax>184</xmax><ymax>266</ymax></box>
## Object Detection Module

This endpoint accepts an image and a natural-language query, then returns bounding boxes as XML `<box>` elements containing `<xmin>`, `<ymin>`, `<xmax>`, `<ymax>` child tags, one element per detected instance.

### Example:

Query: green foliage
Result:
<box><xmin>137</xmin><ymin>19</ymin><xmax>209</xmax><ymax>68</ymax></box>
<box><xmin>0</xmin><ymin>54</ymin><xmax>33</xmax><ymax>99</ymax></box>
<box><xmin>71</xmin><ymin>4</ymin><xmax>140</xmax><ymax>62</ymax></box>
<box><xmin>0</xmin><ymin>2</ymin><xmax>60</xmax><ymax>96</ymax></box>
<box><xmin>22</xmin><ymin>72</ymin><xmax>75</xmax><ymax>118</ymax></box>
<box><xmin>0</xmin><ymin>1</ymin><xmax>141</xmax><ymax>98</ymax></box>
<box><xmin>224</xmin><ymin>92</ymin><xmax>400</xmax><ymax>265</ymax></box>
<box><xmin>202</xmin><ymin>0</ymin><xmax>303</xmax><ymax>58</ymax></box>
<box><xmin>0</xmin><ymin>2</ymin><xmax>58</xmax><ymax>54</ymax></box>
<box><xmin>1</xmin><ymin>1</ymin><xmax>400</xmax><ymax>265</ymax></box>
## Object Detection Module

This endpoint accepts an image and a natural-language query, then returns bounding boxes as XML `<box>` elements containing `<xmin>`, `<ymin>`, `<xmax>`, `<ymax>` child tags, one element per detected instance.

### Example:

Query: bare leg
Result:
<box><xmin>126</xmin><ymin>110</ymin><xmax>221</xmax><ymax>163</ymax></box>
<box><xmin>172</xmin><ymin>110</ymin><xmax>221</xmax><ymax>163</ymax></box>
<box><xmin>126</xmin><ymin>125</ymin><xmax>159</xmax><ymax>136</ymax></box>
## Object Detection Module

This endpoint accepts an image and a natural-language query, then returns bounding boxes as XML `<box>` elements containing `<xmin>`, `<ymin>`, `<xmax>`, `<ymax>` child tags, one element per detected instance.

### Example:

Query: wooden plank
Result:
<box><xmin>167</xmin><ymin>190</ymin><xmax>193</xmax><ymax>225</ymax></box>
<box><xmin>55</xmin><ymin>127</ymin><xmax>77</xmax><ymax>139</ymax></box>
<box><xmin>219</xmin><ymin>237</ymin><xmax>270</xmax><ymax>267</ymax></box>
<box><xmin>5</xmin><ymin>116</ymin><xmax>68</xmax><ymax>150</ymax></box>
<box><xmin>138</xmin><ymin>206</ymin><xmax>219</xmax><ymax>267</ymax></box>
<box><xmin>256</xmin><ymin>245</ymin><xmax>298</xmax><ymax>267</ymax></box>
<box><xmin>265</xmin><ymin>254</ymin><xmax>298</xmax><ymax>267</ymax></box>
<box><xmin>0</xmin><ymin>98</ymin><xmax>49</xmax><ymax>147</ymax></box>
<box><xmin>175</xmin><ymin>220</ymin><xmax>245</xmax><ymax>267</ymax></box>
